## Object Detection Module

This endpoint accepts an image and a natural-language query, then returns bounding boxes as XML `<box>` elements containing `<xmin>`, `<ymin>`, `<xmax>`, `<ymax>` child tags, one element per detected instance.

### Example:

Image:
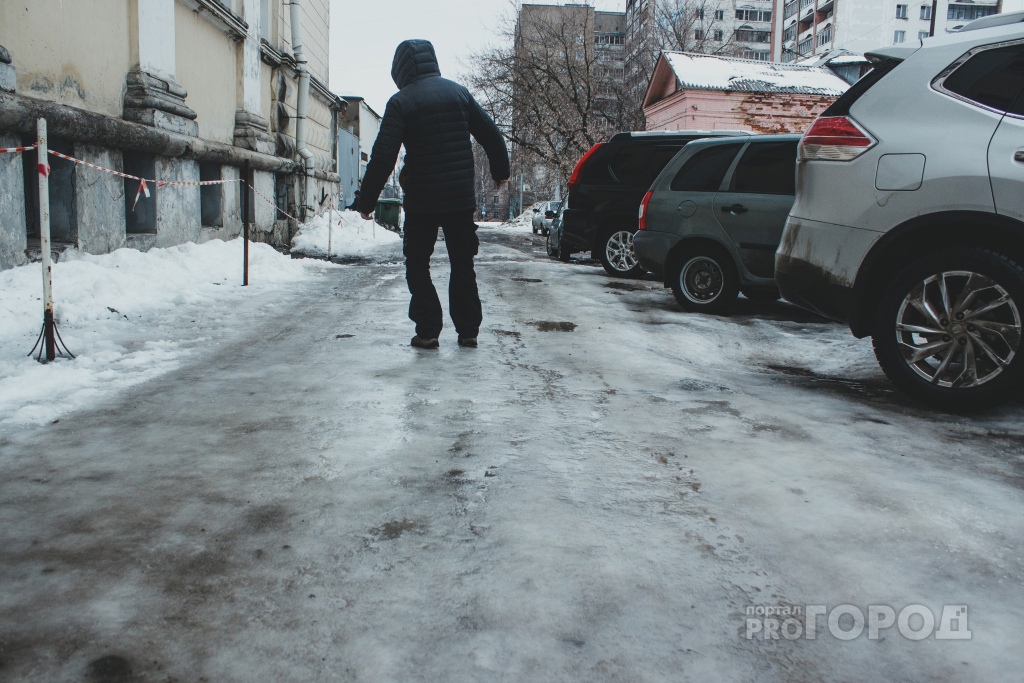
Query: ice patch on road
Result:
<box><xmin>0</xmin><ymin>239</ymin><xmax>329</xmax><ymax>431</ymax></box>
<box><xmin>291</xmin><ymin>210</ymin><xmax>401</xmax><ymax>259</ymax></box>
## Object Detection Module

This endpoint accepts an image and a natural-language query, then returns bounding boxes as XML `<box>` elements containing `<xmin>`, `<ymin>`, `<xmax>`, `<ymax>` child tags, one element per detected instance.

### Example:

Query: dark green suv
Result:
<box><xmin>633</xmin><ymin>134</ymin><xmax>800</xmax><ymax>313</ymax></box>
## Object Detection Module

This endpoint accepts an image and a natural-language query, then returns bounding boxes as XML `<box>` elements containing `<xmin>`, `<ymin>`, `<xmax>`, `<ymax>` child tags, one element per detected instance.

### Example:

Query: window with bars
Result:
<box><xmin>784</xmin><ymin>0</ymin><xmax>798</xmax><ymax>18</ymax></box>
<box><xmin>736</xmin><ymin>9</ymin><xmax>772</xmax><ymax>22</ymax></box>
<box><xmin>817</xmin><ymin>25</ymin><xmax>832</xmax><ymax>45</ymax></box>
<box><xmin>736</xmin><ymin>28</ymin><xmax>771</xmax><ymax>43</ymax></box>
<box><xmin>947</xmin><ymin>4</ymin><xmax>998</xmax><ymax>21</ymax></box>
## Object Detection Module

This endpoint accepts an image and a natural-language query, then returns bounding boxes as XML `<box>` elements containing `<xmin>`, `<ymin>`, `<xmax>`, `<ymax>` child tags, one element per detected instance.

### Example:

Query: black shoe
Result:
<box><xmin>458</xmin><ymin>337</ymin><xmax>478</xmax><ymax>348</ymax></box>
<box><xmin>411</xmin><ymin>336</ymin><xmax>440</xmax><ymax>349</ymax></box>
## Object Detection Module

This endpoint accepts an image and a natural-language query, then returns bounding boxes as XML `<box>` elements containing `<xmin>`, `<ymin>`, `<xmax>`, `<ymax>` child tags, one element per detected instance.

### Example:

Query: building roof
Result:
<box><xmin>661</xmin><ymin>52</ymin><xmax>851</xmax><ymax>97</ymax></box>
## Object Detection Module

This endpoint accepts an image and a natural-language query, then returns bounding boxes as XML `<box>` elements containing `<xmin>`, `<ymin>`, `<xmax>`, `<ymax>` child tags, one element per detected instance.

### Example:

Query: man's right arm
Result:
<box><xmin>467</xmin><ymin>94</ymin><xmax>510</xmax><ymax>185</ymax></box>
<box><xmin>356</xmin><ymin>97</ymin><xmax>406</xmax><ymax>216</ymax></box>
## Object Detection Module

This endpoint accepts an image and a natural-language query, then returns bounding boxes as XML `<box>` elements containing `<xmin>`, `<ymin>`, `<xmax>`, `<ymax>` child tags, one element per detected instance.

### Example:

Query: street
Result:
<box><xmin>1</xmin><ymin>226</ymin><xmax>1022</xmax><ymax>682</ymax></box>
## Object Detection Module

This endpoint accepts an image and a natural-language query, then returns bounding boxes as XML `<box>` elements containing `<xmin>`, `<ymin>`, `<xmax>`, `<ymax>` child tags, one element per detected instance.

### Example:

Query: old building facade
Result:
<box><xmin>0</xmin><ymin>0</ymin><xmax>344</xmax><ymax>271</ymax></box>
<box><xmin>643</xmin><ymin>51</ymin><xmax>849</xmax><ymax>132</ymax></box>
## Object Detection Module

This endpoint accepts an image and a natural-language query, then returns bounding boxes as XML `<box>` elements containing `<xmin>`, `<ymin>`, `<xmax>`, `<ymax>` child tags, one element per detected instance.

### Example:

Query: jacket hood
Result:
<box><xmin>391</xmin><ymin>39</ymin><xmax>441</xmax><ymax>89</ymax></box>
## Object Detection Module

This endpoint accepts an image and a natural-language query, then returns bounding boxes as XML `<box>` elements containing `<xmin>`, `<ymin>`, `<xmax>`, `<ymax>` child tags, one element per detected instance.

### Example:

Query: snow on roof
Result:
<box><xmin>663</xmin><ymin>52</ymin><xmax>850</xmax><ymax>96</ymax></box>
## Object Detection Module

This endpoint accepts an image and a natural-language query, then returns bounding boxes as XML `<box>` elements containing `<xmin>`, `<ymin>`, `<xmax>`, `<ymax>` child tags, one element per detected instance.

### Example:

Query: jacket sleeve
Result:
<box><xmin>467</xmin><ymin>94</ymin><xmax>511</xmax><ymax>183</ymax></box>
<box><xmin>356</xmin><ymin>96</ymin><xmax>406</xmax><ymax>215</ymax></box>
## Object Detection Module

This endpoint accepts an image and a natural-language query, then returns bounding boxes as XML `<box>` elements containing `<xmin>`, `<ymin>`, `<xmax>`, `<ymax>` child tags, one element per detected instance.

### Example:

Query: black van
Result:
<box><xmin>561</xmin><ymin>130</ymin><xmax>750</xmax><ymax>278</ymax></box>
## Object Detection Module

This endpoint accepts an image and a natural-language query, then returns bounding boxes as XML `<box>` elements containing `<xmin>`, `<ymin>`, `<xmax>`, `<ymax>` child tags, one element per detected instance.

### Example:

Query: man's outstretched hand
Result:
<box><xmin>360</xmin><ymin>212</ymin><xmax>374</xmax><ymax>221</ymax></box>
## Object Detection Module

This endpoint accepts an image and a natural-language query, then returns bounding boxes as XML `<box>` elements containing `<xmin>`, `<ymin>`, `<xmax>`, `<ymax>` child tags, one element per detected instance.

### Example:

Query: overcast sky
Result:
<box><xmin>328</xmin><ymin>0</ymin><xmax>627</xmax><ymax>114</ymax></box>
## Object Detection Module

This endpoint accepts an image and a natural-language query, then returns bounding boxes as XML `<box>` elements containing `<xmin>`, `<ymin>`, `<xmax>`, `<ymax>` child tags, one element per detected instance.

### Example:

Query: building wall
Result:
<box><xmin>358</xmin><ymin>102</ymin><xmax>381</xmax><ymax>178</ymax></box>
<box><xmin>0</xmin><ymin>133</ymin><xmax>27</xmax><ymax>270</ymax></box>
<box><xmin>175</xmin><ymin>3</ymin><xmax>238</xmax><ymax>145</ymax></box>
<box><xmin>645</xmin><ymin>89</ymin><xmax>833</xmax><ymax>133</ymax></box>
<box><xmin>0</xmin><ymin>0</ymin><xmax>132</xmax><ymax>118</ymax></box>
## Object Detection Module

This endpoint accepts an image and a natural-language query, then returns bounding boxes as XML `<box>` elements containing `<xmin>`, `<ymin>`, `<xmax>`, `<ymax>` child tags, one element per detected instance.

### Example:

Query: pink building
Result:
<box><xmin>642</xmin><ymin>52</ymin><xmax>850</xmax><ymax>134</ymax></box>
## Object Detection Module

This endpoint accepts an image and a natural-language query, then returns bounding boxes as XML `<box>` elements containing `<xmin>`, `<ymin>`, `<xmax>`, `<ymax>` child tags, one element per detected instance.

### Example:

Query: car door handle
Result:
<box><xmin>720</xmin><ymin>204</ymin><xmax>748</xmax><ymax>215</ymax></box>
<box><xmin>1014</xmin><ymin>150</ymin><xmax>1024</xmax><ymax>163</ymax></box>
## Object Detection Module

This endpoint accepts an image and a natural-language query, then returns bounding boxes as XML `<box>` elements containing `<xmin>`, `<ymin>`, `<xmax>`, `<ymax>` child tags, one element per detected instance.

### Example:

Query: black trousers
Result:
<box><xmin>403</xmin><ymin>211</ymin><xmax>482</xmax><ymax>339</ymax></box>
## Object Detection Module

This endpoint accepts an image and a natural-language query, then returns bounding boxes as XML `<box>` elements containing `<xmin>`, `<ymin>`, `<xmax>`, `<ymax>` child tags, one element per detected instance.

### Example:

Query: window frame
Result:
<box><xmin>933</xmin><ymin>39</ymin><xmax>1024</xmax><ymax>118</ymax></box>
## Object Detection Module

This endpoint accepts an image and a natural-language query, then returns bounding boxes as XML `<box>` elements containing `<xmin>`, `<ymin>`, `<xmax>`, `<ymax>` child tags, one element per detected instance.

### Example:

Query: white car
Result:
<box><xmin>531</xmin><ymin>201</ymin><xmax>559</xmax><ymax>235</ymax></box>
<box><xmin>776</xmin><ymin>12</ymin><xmax>1024</xmax><ymax>409</ymax></box>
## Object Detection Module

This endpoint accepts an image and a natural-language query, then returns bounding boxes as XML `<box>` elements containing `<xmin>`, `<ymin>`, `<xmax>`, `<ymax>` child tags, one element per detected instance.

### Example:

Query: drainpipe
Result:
<box><xmin>288</xmin><ymin>0</ymin><xmax>314</xmax><ymax>218</ymax></box>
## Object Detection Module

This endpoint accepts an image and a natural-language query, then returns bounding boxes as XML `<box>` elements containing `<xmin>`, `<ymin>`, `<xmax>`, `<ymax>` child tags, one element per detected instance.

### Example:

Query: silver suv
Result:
<box><xmin>776</xmin><ymin>12</ymin><xmax>1024</xmax><ymax>410</ymax></box>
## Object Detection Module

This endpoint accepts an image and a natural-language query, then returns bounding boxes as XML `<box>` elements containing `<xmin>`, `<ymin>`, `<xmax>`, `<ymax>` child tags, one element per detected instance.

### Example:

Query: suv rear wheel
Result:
<box><xmin>600</xmin><ymin>229</ymin><xmax>645</xmax><ymax>278</ymax></box>
<box><xmin>546</xmin><ymin>230</ymin><xmax>558</xmax><ymax>258</ymax></box>
<box><xmin>670</xmin><ymin>245</ymin><xmax>739</xmax><ymax>314</ymax></box>
<box><xmin>872</xmin><ymin>248</ymin><xmax>1024</xmax><ymax>411</ymax></box>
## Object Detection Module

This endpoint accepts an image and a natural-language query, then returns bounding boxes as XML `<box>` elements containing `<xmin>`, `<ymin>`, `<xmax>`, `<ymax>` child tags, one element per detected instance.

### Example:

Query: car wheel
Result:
<box><xmin>872</xmin><ymin>248</ymin><xmax>1024</xmax><ymax>411</ymax></box>
<box><xmin>742</xmin><ymin>288</ymin><xmax>780</xmax><ymax>303</ymax></box>
<box><xmin>546</xmin><ymin>230</ymin><xmax>558</xmax><ymax>257</ymax></box>
<box><xmin>670</xmin><ymin>245</ymin><xmax>739</xmax><ymax>314</ymax></box>
<box><xmin>600</xmin><ymin>229</ymin><xmax>645</xmax><ymax>278</ymax></box>
<box><xmin>558</xmin><ymin>235</ymin><xmax>572</xmax><ymax>263</ymax></box>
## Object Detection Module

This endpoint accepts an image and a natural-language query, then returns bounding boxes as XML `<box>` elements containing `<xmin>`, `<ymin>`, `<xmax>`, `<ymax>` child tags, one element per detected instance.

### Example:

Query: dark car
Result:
<box><xmin>561</xmin><ymin>130</ymin><xmax>751</xmax><ymax>278</ymax></box>
<box><xmin>545</xmin><ymin>195</ymin><xmax>570</xmax><ymax>262</ymax></box>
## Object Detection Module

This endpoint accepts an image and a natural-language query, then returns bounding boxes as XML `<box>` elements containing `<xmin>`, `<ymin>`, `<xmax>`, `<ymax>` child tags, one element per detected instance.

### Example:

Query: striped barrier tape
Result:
<box><xmin>0</xmin><ymin>142</ymin><xmax>38</xmax><ymax>154</ymax></box>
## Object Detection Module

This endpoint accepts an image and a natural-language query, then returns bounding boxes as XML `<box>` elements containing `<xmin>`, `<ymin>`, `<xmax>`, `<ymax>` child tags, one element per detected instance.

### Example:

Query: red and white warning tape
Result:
<box><xmin>0</xmin><ymin>142</ymin><xmax>38</xmax><ymax>155</ymax></box>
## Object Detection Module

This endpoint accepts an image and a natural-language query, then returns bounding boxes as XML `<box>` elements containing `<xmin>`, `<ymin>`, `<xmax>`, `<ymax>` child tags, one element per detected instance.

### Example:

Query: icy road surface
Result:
<box><xmin>1</xmin><ymin>227</ymin><xmax>1023</xmax><ymax>682</ymax></box>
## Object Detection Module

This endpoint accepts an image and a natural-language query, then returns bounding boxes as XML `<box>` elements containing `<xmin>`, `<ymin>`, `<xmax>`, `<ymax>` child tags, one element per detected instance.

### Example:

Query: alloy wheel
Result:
<box><xmin>605</xmin><ymin>231</ymin><xmax>639</xmax><ymax>272</ymax></box>
<box><xmin>894</xmin><ymin>270</ymin><xmax>1022</xmax><ymax>388</ymax></box>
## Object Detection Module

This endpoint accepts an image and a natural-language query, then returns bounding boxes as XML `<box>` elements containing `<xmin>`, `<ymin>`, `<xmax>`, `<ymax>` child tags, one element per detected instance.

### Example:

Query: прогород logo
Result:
<box><xmin>744</xmin><ymin>604</ymin><xmax>971</xmax><ymax>641</ymax></box>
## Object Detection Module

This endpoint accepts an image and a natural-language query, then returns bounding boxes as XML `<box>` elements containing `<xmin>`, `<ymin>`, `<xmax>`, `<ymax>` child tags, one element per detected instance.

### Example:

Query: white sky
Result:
<box><xmin>329</xmin><ymin>0</ymin><xmax>627</xmax><ymax>114</ymax></box>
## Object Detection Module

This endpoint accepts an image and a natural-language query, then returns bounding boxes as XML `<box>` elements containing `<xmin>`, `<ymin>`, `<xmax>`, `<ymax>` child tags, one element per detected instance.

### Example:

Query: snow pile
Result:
<box><xmin>291</xmin><ymin>210</ymin><xmax>401</xmax><ymax>258</ymax></box>
<box><xmin>664</xmin><ymin>51</ymin><xmax>850</xmax><ymax>95</ymax></box>
<box><xmin>0</xmin><ymin>239</ymin><xmax>328</xmax><ymax>430</ymax></box>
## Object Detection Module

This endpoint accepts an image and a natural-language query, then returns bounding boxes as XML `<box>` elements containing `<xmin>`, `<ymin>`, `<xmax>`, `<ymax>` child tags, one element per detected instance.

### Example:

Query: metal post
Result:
<box><xmin>328</xmin><ymin>198</ymin><xmax>335</xmax><ymax>261</ymax></box>
<box><xmin>242</xmin><ymin>161</ymin><xmax>250</xmax><ymax>286</ymax></box>
<box><xmin>38</xmin><ymin>118</ymin><xmax>55</xmax><ymax>362</ymax></box>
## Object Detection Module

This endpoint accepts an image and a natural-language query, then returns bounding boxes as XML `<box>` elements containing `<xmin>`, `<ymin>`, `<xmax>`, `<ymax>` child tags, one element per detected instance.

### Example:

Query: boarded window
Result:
<box><xmin>123</xmin><ymin>152</ymin><xmax>157</xmax><ymax>234</ymax></box>
<box><xmin>200</xmin><ymin>163</ymin><xmax>223</xmax><ymax>227</ymax></box>
<box><xmin>22</xmin><ymin>136</ymin><xmax>76</xmax><ymax>242</ymax></box>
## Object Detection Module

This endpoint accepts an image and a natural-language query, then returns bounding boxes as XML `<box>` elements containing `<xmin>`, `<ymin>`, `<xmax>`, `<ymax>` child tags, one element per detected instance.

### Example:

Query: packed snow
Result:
<box><xmin>664</xmin><ymin>51</ymin><xmax>851</xmax><ymax>95</ymax></box>
<box><xmin>0</xmin><ymin>238</ymin><xmax>335</xmax><ymax>431</ymax></box>
<box><xmin>291</xmin><ymin>209</ymin><xmax>401</xmax><ymax>258</ymax></box>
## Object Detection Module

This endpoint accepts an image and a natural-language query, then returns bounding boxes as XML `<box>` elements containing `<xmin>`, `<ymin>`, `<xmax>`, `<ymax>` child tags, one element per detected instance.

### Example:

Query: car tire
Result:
<box><xmin>871</xmin><ymin>248</ymin><xmax>1024</xmax><ymax>411</ymax></box>
<box><xmin>599</xmin><ymin>228</ymin><xmax>645</xmax><ymax>279</ymax></box>
<box><xmin>670</xmin><ymin>245</ymin><xmax>740</xmax><ymax>314</ymax></box>
<box><xmin>558</xmin><ymin>236</ymin><xmax>572</xmax><ymax>263</ymax></box>
<box><xmin>742</xmin><ymin>288</ymin><xmax>780</xmax><ymax>303</ymax></box>
<box><xmin>546</xmin><ymin>230</ymin><xmax>558</xmax><ymax>258</ymax></box>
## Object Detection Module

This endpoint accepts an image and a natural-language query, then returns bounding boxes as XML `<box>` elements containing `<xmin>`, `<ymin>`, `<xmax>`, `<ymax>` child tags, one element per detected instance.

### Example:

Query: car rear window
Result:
<box><xmin>670</xmin><ymin>143</ymin><xmax>744</xmax><ymax>192</ymax></box>
<box><xmin>581</xmin><ymin>141</ymin><xmax>694</xmax><ymax>186</ymax></box>
<box><xmin>941</xmin><ymin>43</ymin><xmax>1024</xmax><ymax>113</ymax></box>
<box><xmin>728</xmin><ymin>141</ymin><xmax>799</xmax><ymax>195</ymax></box>
<box><xmin>823</xmin><ymin>58</ymin><xmax>901</xmax><ymax>116</ymax></box>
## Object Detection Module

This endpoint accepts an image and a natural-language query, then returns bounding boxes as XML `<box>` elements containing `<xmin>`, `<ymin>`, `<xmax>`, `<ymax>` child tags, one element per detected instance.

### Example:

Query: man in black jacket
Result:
<box><xmin>357</xmin><ymin>39</ymin><xmax>511</xmax><ymax>349</ymax></box>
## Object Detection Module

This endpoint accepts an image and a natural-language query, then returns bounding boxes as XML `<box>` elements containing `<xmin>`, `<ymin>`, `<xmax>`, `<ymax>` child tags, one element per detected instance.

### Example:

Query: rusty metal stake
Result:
<box><xmin>28</xmin><ymin>117</ymin><xmax>73</xmax><ymax>363</ymax></box>
<box><xmin>243</xmin><ymin>161</ymin><xmax>250</xmax><ymax>286</ymax></box>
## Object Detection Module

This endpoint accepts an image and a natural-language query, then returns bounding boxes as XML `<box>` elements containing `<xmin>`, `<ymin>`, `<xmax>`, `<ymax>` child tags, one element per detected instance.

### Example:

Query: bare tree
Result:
<box><xmin>650</xmin><ymin>0</ymin><xmax>740</xmax><ymax>57</ymax></box>
<box><xmin>463</xmin><ymin>2</ymin><xmax>636</xmax><ymax>205</ymax></box>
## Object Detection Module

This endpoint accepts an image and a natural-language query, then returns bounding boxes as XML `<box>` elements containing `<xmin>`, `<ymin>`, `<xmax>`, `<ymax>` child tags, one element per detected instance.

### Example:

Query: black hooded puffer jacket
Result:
<box><xmin>356</xmin><ymin>40</ymin><xmax>510</xmax><ymax>216</ymax></box>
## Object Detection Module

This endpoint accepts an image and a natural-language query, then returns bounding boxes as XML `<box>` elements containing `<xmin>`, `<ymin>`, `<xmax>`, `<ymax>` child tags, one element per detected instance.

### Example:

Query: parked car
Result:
<box><xmin>561</xmin><ymin>130</ymin><xmax>751</xmax><ymax>278</ymax></box>
<box><xmin>545</xmin><ymin>196</ymin><xmax>571</xmax><ymax>262</ymax></box>
<box><xmin>634</xmin><ymin>134</ymin><xmax>800</xmax><ymax>313</ymax></box>
<box><xmin>532</xmin><ymin>201</ymin><xmax>559</xmax><ymax>235</ymax></box>
<box><xmin>775</xmin><ymin>11</ymin><xmax>1024</xmax><ymax>410</ymax></box>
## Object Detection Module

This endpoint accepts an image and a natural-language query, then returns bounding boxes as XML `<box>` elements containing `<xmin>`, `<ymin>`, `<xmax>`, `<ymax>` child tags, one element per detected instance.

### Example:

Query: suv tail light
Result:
<box><xmin>800</xmin><ymin>116</ymin><xmax>876</xmax><ymax>161</ymax></box>
<box><xmin>638</xmin><ymin>190</ymin><xmax>653</xmax><ymax>230</ymax></box>
<box><xmin>569</xmin><ymin>142</ymin><xmax>604</xmax><ymax>190</ymax></box>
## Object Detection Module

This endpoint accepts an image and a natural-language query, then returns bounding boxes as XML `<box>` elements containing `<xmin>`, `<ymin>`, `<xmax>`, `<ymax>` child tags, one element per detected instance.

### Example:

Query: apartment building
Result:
<box><xmin>0</xmin><ymin>0</ymin><xmax>344</xmax><ymax>271</ymax></box>
<box><xmin>625</xmin><ymin>0</ymin><xmax>777</xmax><ymax>113</ymax></box>
<box><xmin>772</xmin><ymin>0</ymin><xmax>1019</xmax><ymax>62</ymax></box>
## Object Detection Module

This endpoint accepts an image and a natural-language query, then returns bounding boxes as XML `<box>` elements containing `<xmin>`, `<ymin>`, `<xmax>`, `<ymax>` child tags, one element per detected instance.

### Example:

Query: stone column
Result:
<box><xmin>124</xmin><ymin>0</ymin><xmax>198</xmax><ymax>136</ymax></box>
<box><xmin>235</xmin><ymin>0</ymin><xmax>274</xmax><ymax>155</ymax></box>
<box><xmin>0</xmin><ymin>45</ymin><xmax>14</xmax><ymax>93</ymax></box>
